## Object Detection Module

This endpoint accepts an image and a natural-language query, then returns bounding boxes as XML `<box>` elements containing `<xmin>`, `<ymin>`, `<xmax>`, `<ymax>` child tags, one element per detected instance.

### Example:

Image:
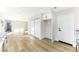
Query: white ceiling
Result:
<box><xmin>52</xmin><ymin>7</ymin><xmax>70</xmax><ymax>12</ymax></box>
<box><xmin>0</xmin><ymin>7</ymin><xmax>52</xmax><ymax>21</ymax></box>
<box><xmin>0</xmin><ymin>7</ymin><xmax>72</xmax><ymax>21</ymax></box>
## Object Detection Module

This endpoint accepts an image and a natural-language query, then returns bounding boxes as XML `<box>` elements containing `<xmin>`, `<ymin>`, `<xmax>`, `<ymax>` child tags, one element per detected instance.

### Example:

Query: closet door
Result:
<box><xmin>34</xmin><ymin>19</ymin><xmax>41</xmax><ymax>39</ymax></box>
<box><xmin>57</xmin><ymin>13</ymin><xmax>75</xmax><ymax>44</ymax></box>
<box><xmin>30</xmin><ymin>20</ymin><xmax>35</xmax><ymax>35</ymax></box>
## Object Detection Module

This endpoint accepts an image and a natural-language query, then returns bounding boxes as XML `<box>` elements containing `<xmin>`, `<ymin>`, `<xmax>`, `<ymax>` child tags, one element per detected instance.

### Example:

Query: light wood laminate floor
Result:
<box><xmin>3</xmin><ymin>34</ymin><xmax>76</xmax><ymax>52</ymax></box>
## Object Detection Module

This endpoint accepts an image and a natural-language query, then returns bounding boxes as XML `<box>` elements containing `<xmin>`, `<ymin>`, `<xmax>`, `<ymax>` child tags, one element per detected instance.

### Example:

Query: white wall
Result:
<box><xmin>74</xmin><ymin>8</ymin><xmax>79</xmax><ymax>30</ymax></box>
<box><xmin>0</xmin><ymin>21</ymin><xmax>3</xmax><ymax>33</ymax></box>
<box><xmin>0</xmin><ymin>18</ymin><xmax>5</xmax><ymax>33</ymax></box>
<box><xmin>11</xmin><ymin>20</ymin><xmax>27</xmax><ymax>33</ymax></box>
<box><xmin>41</xmin><ymin>19</ymin><xmax>53</xmax><ymax>39</ymax></box>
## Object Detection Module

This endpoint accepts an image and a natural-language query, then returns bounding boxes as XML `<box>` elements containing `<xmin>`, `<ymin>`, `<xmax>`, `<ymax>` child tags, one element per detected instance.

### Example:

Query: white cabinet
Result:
<box><xmin>34</xmin><ymin>19</ymin><xmax>41</xmax><ymax>39</ymax></box>
<box><xmin>30</xmin><ymin>20</ymin><xmax>35</xmax><ymax>35</ymax></box>
<box><xmin>57</xmin><ymin>13</ymin><xmax>75</xmax><ymax>46</ymax></box>
<box><xmin>28</xmin><ymin>12</ymin><xmax>53</xmax><ymax>40</ymax></box>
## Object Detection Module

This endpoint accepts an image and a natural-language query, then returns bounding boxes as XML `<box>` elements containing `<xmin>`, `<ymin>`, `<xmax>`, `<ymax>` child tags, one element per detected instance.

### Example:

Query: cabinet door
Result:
<box><xmin>57</xmin><ymin>13</ymin><xmax>75</xmax><ymax>44</ymax></box>
<box><xmin>34</xmin><ymin>19</ymin><xmax>41</xmax><ymax>39</ymax></box>
<box><xmin>30</xmin><ymin>21</ymin><xmax>35</xmax><ymax>35</ymax></box>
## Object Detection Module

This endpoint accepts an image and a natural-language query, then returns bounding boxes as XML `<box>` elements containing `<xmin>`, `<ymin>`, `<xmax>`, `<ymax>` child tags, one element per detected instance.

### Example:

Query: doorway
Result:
<box><xmin>5</xmin><ymin>20</ymin><xmax>12</xmax><ymax>32</ymax></box>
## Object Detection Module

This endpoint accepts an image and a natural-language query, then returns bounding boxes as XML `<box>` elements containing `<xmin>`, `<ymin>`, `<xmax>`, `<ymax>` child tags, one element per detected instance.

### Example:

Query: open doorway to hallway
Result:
<box><xmin>5</xmin><ymin>20</ymin><xmax>12</xmax><ymax>32</ymax></box>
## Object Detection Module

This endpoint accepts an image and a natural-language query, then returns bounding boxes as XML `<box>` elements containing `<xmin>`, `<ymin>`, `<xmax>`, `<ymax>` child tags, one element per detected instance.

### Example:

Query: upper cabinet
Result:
<box><xmin>42</xmin><ymin>12</ymin><xmax>53</xmax><ymax>20</ymax></box>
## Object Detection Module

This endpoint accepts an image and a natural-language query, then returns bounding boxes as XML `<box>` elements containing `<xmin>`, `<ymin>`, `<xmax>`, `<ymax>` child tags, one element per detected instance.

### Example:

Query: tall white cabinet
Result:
<box><xmin>28</xmin><ymin>12</ymin><xmax>53</xmax><ymax>40</ymax></box>
<box><xmin>55</xmin><ymin>8</ymin><xmax>78</xmax><ymax>47</ymax></box>
<box><xmin>57</xmin><ymin>13</ymin><xmax>75</xmax><ymax>46</ymax></box>
<box><xmin>41</xmin><ymin>20</ymin><xmax>53</xmax><ymax>39</ymax></box>
<box><xmin>34</xmin><ymin>19</ymin><xmax>41</xmax><ymax>39</ymax></box>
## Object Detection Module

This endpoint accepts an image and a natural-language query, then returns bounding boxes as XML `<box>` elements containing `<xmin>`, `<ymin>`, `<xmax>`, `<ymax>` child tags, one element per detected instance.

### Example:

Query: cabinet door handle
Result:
<box><xmin>59</xmin><ymin>28</ymin><xmax>62</xmax><ymax>31</ymax></box>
